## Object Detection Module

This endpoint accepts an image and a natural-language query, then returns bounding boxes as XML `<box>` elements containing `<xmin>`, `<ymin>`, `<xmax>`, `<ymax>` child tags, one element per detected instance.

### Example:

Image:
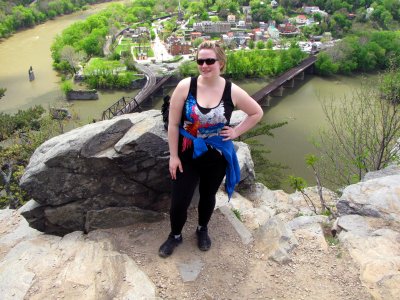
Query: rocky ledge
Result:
<box><xmin>19</xmin><ymin>110</ymin><xmax>254</xmax><ymax>235</ymax></box>
<box><xmin>1</xmin><ymin>164</ymin><xmax>399</xmax><ymax>299</ymax></box>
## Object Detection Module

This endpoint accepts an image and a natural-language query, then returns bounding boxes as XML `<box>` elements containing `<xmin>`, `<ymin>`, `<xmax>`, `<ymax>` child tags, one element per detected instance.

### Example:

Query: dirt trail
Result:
<box><xmin>105</xmin><ymin>208</ymin><xmax>371</xmax><ymax>300</ymax></box>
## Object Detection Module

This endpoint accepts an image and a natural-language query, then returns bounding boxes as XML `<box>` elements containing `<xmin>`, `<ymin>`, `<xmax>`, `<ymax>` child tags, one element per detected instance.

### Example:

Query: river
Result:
<box><xmin>0</xmin><ymin>2</ymin><xmax>369</xmax><ymax>190</ymax></box>
<box><xmin>238</xmin><ymin>75</ymin><xmax>371</xmax><ymax>190</ymax></box>
<box><xmin>0</xmin><ymin>0</ymin><xmax>133</xmax><ymax>123</ymax></box>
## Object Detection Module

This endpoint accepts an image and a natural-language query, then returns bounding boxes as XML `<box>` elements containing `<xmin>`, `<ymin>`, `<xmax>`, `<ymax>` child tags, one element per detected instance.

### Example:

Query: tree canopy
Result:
<box><xmin>316</xmin><ymin>30</ymin><xmax>400</xmax><ymax>75</ymax></box>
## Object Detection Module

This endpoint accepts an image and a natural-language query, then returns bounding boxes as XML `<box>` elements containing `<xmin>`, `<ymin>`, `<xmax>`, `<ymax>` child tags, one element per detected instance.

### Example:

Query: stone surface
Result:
<box><xmin>287</xmin><ymin>215</ymin><xmax>329</xmax><ymax>231</ymax></box>
<box><xmin>219</xmin><ymin>205</ymin><xmax>253</xmax><ymax>245</ymax></box>
<box><xmin>337</xmin><ymin>174</ymin><xmax>400</xmax><ymax>222</ymax></box>
<box><xmin>235</xmin><ymin>141</ymin><xmax>255</xmax><ymax>190</ymax></box>
<box><xmin>363</xmin><ymin>164</ymin><xmax>400</xmax><ymax>181</ymax></box>
<box><xmin>254</xmin><ymin>216</ymin><xmax>299</xmax><ymax>264</ymax></box>
<box><xmin>177</xmin><ymin>258</ymin><xmax>205</xmax><ymax>282</ymax></box>
<box><xmin>334</xmin><ymin>165</ymin><xmax>400</xmax><ymax>300</ymax></box>
<box><xmin>67</xmin><ymin>89</ymin><xmax>99</xmax><ymax>100</ymax></box>
<box><xmin>339</xmin><ymin>217</ymin><xmax>400</xmax><ymax>300</ymax></box>
<box><xmin>0</xmin><ymin>209</ymin><xmax>155</xmax><ymax>300</ymax></box>
<box><xmin>2</xmin><ymin>163</ymin><xmax>400</xmax><ymax>298</ymax></box>
<box><xmin>20</xmin><ymin>110</ymin><xmax>169</xmax><ymax>234</ymax></box>
<box><xmin>20</xmin><ymin>110</ymin><xmax>254</xmax><ymax>235</ymax></box>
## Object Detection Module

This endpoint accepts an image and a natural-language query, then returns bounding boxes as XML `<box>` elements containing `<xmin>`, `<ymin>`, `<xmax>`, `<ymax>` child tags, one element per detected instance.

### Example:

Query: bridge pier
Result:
<box><xmin>283</xmin><ymin>78</ymin><xmax>295</xmax><ymax>88</ymax></box>
<box><xmin>271</xmin><ymin>86</ymin><xmax>284</xmax><ymax>97</ymax></box>
<box><xmin>306</xmin><ymin>65</ymin><xmax>315</xmax><ymax>74</ymax></box>
<box><xmin>155</xmin><ymin>87</ymin><xmax>164</xmax><ymax>97</ymax></box>
<box><xmin>258</xmin><ymin>95</ymin><xmax>271</xmax><ymax>107</ymax></box>
<box><xmin>295</xmin><ymin>71</ymin><xmax>305</xmax><ymax>80</ymax></box>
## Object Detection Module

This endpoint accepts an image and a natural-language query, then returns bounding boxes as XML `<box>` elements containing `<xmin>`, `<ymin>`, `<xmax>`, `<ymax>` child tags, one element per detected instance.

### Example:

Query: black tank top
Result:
<box><xmin>179</xmin><ymin>76</ymin><xmax>234</xmax><ymax>155</ymax></box>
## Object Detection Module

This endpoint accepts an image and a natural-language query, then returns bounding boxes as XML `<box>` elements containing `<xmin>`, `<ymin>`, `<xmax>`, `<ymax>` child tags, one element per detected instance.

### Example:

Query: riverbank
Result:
<box><xmin>0</xmin><ymin>0</ymin><xmax>129</xmax><ymax>121</ymax></box>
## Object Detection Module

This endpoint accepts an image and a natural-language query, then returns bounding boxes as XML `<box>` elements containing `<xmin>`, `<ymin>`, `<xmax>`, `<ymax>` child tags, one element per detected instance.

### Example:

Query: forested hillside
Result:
<box><xmin>0</xmin><ymin>0</ymin><xmax>110</xmax><ymax>38</ymax></box>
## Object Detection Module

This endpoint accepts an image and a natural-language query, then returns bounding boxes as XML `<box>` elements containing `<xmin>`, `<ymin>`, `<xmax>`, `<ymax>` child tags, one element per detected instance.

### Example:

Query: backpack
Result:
<box><xmin>161</xmin><ymin>95</ymin><xmax>170</xmax><ymax>130</ymax></box>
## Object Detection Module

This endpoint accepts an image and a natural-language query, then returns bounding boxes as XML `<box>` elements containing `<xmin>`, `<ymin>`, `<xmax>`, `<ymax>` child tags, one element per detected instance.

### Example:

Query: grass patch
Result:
<box><xmin>84</xmin><ymin>58</ymin><xmax>126</xmax><ymax>75</ymax></box>
<box><xmin>114</xmin><ymin>44</ymin><xmax>131</xmax><ymax>55</ymax></box>
<box><xmin>325</xmin><ymin>235</ymin><xmax>340</xmax><ymax>246</ymax></box>
<box><xmin>232</xmin><ymin>208</ymin><xmax>242</xmax><ymax>222</ymax></box>
<box><xmin>322</xmin><ymin>222</ymin><xmax>340</xmax><ymax>246</ymax></box>
<box><xmin>163</xmin><ymin>55</ymin><xmax>183</xmax><ymax>63</ymax></box>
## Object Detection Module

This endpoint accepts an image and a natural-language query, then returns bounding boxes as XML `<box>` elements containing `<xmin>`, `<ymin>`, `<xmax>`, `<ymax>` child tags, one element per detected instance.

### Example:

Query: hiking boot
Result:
<box><xmin>196</xmin><ymin>227</ymin><xmax>211</xmax><ymax>251</ymax></box>
<box><xmin>158</xmin><ymin>234</ymin><xmax>182</xmax><ymax>258</ymax></box>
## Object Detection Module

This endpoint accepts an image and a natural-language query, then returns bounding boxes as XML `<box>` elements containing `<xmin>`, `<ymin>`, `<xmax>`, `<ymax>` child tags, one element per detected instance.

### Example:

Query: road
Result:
<box><xmin>152</xmin><ymin>24</ymin><xmax>172</xmax><ymax>62</ymax></box>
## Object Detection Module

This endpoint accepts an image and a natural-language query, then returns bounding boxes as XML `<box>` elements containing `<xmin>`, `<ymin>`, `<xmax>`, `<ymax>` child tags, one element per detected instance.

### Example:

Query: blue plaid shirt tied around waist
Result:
<box><xmin>179</xmin><ymin>127</ymin><xmax>241</xmax><ymax>200</ymax></box>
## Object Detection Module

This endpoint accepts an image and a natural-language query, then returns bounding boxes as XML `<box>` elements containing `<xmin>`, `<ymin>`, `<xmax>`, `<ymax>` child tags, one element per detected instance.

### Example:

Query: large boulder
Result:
<box><xmin>337</xmin><ymin>174</ymin><xmax>400</xmax><ymax>222</ymax></box>
<box><xmin>20</xmin><ymin>110</ymin><xmax>254</xmax><ymax>235</ymax></box>
<box><xmin>335</xmin><ymin>165</ymin><xmax>400</xmax><ymax>299</ymax></box>
<box><xmin>0</xmin><ymin>208</ymin><xmax>156</xmax><ymax>299</ymax></box>
<box><xmin>20</xmin><ymin>110</ymin><xmax>171</xmax><ymax>235</ymax></box>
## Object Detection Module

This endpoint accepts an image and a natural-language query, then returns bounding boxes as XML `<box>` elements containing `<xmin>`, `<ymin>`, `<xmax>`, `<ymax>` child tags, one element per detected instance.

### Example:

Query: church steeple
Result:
<box><xmin>178</xmin><ymin>0</ymin><xmax>183</xmax><ymax>21</ymax></box>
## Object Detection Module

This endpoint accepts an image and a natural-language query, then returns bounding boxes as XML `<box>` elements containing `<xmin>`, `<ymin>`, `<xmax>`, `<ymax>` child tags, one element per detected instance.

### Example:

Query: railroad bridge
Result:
<box><xmin>101</xmin><ymin>64</ymin><xmax>178</xmax><ymax>120</ymax></box>
<box><xmin>251</xmin><ymin>55</ymin><xmax>317</xmax><ymax>106</ymax></box>
<box><xmin>102</xmin><ymin>55</ymin><xmax>317</xmax><ymax>120</ymax></box>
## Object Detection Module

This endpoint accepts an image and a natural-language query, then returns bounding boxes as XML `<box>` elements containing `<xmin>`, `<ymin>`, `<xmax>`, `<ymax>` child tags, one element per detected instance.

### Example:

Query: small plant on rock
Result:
<box><xmin>232</xmin><ymin>208</ymin><xmax>242</xmax><ymax>222</ymax></box>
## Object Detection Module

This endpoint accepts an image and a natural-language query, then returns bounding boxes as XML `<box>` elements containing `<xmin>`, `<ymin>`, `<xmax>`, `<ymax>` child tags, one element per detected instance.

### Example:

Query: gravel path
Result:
<box><xmin>105</xmin><ymin>208</ymin><xmax>370</xmax><ymax>299</ymax></box>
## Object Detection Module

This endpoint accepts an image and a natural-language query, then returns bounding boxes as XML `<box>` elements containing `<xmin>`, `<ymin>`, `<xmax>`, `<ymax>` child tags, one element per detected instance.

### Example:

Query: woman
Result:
<box><xmin>159</xmin><ymin>41</ymin><xmax>263</xmax><ymax>258</ymax></box>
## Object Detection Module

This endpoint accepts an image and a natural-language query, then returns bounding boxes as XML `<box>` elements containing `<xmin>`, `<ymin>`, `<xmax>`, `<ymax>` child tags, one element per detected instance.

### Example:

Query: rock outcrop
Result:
<box><xmin>1</xmin><ymin>163</ymin><xmax>399</xmax><ymax>299</ymax></box>
<box><xmin>336</xmin><ymin>167</ymin><xmax>400</xmax><ymax>299</ymax></box>
<box><xmin>19</xmin><ymin>110</ymin><xmax>254</xmax><ymax>235</ymax></box>
<box><xmin>224</xmin><ymin>164</ymin><xmax>400</xmax><ymax>299</ymax></box>
<box><xmin>8</xmin><ymin>108</ymin><xmax>399</xmax><ymax>299</ymax></box>
<box><xmin>20</xmin><ymin>110</ymin><xmax>170</xmax><ymax>235</ymax></box>
<box><xmin>0</xmin><ymin>209</ymin><xmax>155</xmax><ymax>300</ymax></box>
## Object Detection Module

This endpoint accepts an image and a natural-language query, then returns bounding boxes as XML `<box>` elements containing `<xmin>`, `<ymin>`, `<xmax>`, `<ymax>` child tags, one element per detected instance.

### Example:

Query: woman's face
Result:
<box><xmin>197</xmin><ymin>48</ymin><xmax>223</xmax><ymax>78</ymax></box>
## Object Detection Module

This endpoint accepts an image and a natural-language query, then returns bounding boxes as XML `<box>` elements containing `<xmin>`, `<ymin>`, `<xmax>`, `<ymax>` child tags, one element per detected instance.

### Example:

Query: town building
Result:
<box><xmin>278</xmin><ymin>23</ymin><xmax>300</xmax><ymax>36</ymax></box>
<box><xmin>227</xmin><ymin>15</ymin><xmax>236</xmax><ymax>23</ymax></box>
<box><xmin>296</xmin><ymin>15</ymin><xmax>308</xmax><ymax>25</ymax></box>
<box><xmin>193</xmin><ymin>21</ymin><xmax>231</xmax><ymax>33</ymax></box>
<box><xmin>303</xmin><ymin>6</ymin><xmax>319</xmax><ymax>14</ymax></box>
<box><xmin>237</xmin><ymin>20</ymin><xmax>246</xmax><ymax>28</ymax></box>
<box><xmin>166</xmin><ymin>36</ymin><xmax>191</xmax><ymax>55</ymax></box>
<box><xmin>190</xmin><ymin>32</ymin><xmax>202</xmax><ymax>41</ymax></box>
<box><xmin>267</xmin><ymin>25</ymin><xmax>280</xmax><ymax>39</ymax></box>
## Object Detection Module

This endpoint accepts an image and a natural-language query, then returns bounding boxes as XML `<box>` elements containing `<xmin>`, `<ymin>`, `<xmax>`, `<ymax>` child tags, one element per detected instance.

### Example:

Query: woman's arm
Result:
<box><xmin>168</xmin><ymin>77</ymin><xmax>190</xmax><ymax>179</ymax></box>
<box><xmin>220</xmin><ymin>83</ymin><xmax>264</xmax><ymax>141</ymax></box>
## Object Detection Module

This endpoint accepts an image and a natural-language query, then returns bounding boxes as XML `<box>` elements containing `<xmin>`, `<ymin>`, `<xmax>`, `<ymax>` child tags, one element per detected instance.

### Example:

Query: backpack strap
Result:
<box><xmin>188</xmin><ymin>76</ymin><xmax>198</xmax><ymax>99</ymax></box>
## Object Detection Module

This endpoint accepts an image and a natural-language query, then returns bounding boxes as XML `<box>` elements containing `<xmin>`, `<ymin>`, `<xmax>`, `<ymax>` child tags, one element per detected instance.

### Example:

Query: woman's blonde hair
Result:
<box><xmin>197</xmin><ymin>40</ymin><xmax>227</xmax><ymax>72</ymax></box>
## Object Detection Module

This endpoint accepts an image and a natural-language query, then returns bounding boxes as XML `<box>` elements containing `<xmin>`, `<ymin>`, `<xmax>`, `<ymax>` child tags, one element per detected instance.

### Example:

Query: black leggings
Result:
<box><xmin>170</xmin><ymin>148</ymin><xmax>227</xmax><ymax>235</ymax></box>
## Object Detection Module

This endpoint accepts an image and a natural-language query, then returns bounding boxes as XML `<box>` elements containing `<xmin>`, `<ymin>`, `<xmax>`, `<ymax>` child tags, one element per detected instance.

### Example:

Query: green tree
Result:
<box><xmin>248</xmin><ymin>39</ymin><xmax>255</xmax><ymax>49</ymax></box>
<box><xmin>315</xmin><ymin>52</ymin><xmax>339</xmax><ymax>76</ymax></box>
<box><xmin>380</xmin><ymin>65</ymin><xmax>400</xmax><ymax>104</ymax></box>
<box><xmin>266</xmin><ymin>39</ymin><xmax>274</xmax><ymax>50</ymax></box>
<box><xmin>256</xmin><ymin>40</ymin><xmax>265</xmax><ymax>49</ymax></box>
<box><xmin>0</xmin><ymin>107</ymin><xmax>72</xmax><ymax>208</ymax></box>
<box><xmin>178</xmin><ymin>60</ymin><xmax>198</xmax><ymax>77</ymax></box>
<box><xmin>0</xmin><ymin>88</ymin><xmax>5</xmax><ymax>99</ymax></box>
<box><xmin>193</xmin><ymin>37</ymin><xmax>204</xmax><ymax>49</ymax></box>
<box><xmin>240</xmin><ymin>121</ymin><xmax>288</xmax><ymax>190</ymax></box>
<box><xmin>60</xmin><ymin>45</ymin><xmax>86</xmax><ymax>74</ymax></box>
<box><xmin>288</xmin><ymin>176</ymin><xmax>317</xmax><ymax>213</ymax></box>
<box><xmin>188</xmin><ymin>1</ymin><xmax>206</xmax><ymax>17</ymax></box>
<box><xmin>60</xmin><ymin>80</ymin><xmax>73</xmax><ymax>96</ymax></box>
<box><xmin>305</xmin><ymin>154</ymin><xmax>334</xmax><ymax>216</ymax></box>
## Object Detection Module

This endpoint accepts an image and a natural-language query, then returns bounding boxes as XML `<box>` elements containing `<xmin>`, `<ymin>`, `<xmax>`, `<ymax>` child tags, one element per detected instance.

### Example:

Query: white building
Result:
<box><xmin>267</xmin><ymin>25</ymin><xmax>280</xmax><ymax>39</ymax></box>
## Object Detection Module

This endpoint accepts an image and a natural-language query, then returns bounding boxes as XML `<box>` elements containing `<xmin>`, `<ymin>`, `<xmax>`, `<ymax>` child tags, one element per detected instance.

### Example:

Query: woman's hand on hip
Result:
<box><xmin>220</xmin><ymin>126</ymin><xmax>238</xmax><ymax>141</ymax></box>
<box><xmin>169</xmin><ymin>156</ymin><xmax>183</xmax><ymax>180</ymax></box>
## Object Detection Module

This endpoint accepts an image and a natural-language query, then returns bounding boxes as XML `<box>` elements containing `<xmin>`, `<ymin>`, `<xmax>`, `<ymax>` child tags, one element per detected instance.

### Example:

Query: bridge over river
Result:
<box><xmin>101</xmin><ymin>63</ymin><xmax>172</xmax><ymax>120</ymax></box>
<box><xmin>102</xmin><ymin>55</ymin><xmax>317</xmax><ymax>120</ymax></box>
<box><xmin>251</xmin><ymin>55</ymin><xmax>317</xmax><ymax>104</ymax></box>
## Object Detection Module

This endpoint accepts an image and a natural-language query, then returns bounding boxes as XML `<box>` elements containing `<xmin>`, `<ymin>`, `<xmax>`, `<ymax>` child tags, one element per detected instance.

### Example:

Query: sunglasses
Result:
<box><xmin>196</xmin><ymin>58</ymin><xmax>219</xmax><ymax>65</ymax></box>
